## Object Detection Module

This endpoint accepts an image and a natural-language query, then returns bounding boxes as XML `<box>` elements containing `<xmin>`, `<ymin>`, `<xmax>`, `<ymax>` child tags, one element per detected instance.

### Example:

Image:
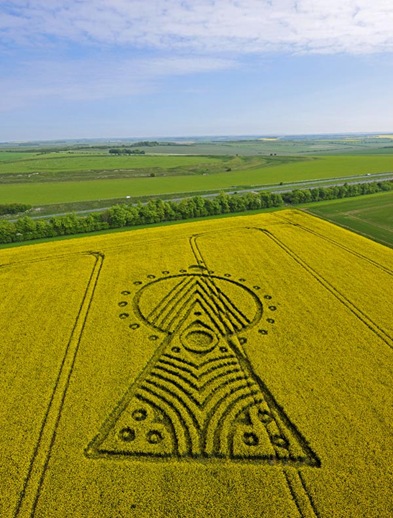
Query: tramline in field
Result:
<box><xmin>1</xmin><ymin>210</ymin><xmax>392</xmax><ymax>517</ymax></box>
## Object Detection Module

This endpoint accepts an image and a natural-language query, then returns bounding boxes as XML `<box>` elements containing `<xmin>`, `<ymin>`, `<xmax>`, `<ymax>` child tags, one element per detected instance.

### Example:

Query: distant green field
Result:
<box><xmin>135</xmin><ymin>139</ymin><xmax>393</xmax><ymax>156</ymax></box>
<box><xmin>0</xmin><ymin>153</ymin><xmax>224</xmax><ymax>174</ymax></box>
<box><xmin>0</xmin><ymin>152</ymin><xmax>38</xmax><ymax>162</ymax></box>
<box><xmin>0</xmin><ymin>155</ymin><xmax>391</xmax><ymax>205</ymax></box>
<box><xmin>0</xmin><ymin>152</ymin><xmax>391</xmax><ymax>178</ymax></box>
<box><xmin>306</xmin><ymin>191</ymin><xmax>393</xmax><ymax>247</ymax></box>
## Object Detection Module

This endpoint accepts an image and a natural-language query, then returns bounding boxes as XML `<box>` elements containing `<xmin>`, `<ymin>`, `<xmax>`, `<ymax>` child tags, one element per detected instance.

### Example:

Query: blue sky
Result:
<box><xmin>1</xmin><ymin>0</ymin><xmax>393</xmax><ymax>141</ymax></box>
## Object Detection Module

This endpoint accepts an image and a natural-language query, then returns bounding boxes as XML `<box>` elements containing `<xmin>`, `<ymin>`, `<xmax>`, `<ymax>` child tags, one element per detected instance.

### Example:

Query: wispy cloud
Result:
<box><xmin>0</xmin><ymin>54</ymin><xmax>236</xmax><ymax>111</ymax></box>
<box><xmin>1</xmin><ymin>0</ymin><xmax>393</xmax><ymax>55</ymax></box>
<box><xmin>1</xmin><ymin>1</ymin><xmax>392</xmax><ymax>139</ymax></box>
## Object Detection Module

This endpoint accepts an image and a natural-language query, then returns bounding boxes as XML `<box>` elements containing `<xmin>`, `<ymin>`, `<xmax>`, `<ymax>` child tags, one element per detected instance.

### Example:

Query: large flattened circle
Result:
<box><xmin>134</xmin><ymin>274</ymin><xmax>263</xmax><ymax>333</ymax></box>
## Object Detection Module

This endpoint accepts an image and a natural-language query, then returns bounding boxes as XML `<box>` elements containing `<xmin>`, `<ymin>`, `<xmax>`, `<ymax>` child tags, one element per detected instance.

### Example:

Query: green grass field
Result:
<box><xmin>0</xmin><ymin>152</ymin><xmax>39</xmax><ymax>162</ymax></box>
<box><xmin>0</xmin><ymin>152</ymin><xmax>391</xmax><ymax>177</ymax></box>
<box><xmin>0</xmin><ymin>153</ymin><xmax>225</xmax><ymax>174</ymax></box>
<box><xmin>0</xmin><ymin>153</ymin><xmax>308</xmax><ymax>184</ymax></box>
<box><xmin>0</xmin><ymin>155</ymin><xmax>391</xmax><ymax>205</ymax></box>
<box><xmin>306</xmin><ymin>191</ymin><xmax>393</xmax><ymax>247</ymax></box>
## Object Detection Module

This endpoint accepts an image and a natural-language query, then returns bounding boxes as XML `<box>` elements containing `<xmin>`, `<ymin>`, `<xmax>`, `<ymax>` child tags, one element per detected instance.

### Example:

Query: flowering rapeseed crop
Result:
<box><xmin>1</xmin><ymin>210</ymin><xmax>392</xmax><ymax>517</ymax></box>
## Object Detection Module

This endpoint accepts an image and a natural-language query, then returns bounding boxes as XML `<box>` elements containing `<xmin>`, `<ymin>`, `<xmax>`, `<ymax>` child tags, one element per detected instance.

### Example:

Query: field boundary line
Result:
<box><xmin>298</xmin><ymin>221</ymin><xmax>393</xmax><ymax>274</ymax></box>
<box><xmin>305</xmin><ymin>211</ymin><xmax>393</xmax><ymax>250</ymax></box>
<box><xmin>275</xmin><ymin>211</ymin><xmax>393</xmax><ymax>275</ymax></box>
<box><xmin>13</xmin><ymin>251</ymin><xmax>104</xmax><ymax>518</ymax></box>
<box><xmin>253</xmin><ymin>228</ymin><xmax>393</xmax><ymax>350</ymax></box>
<box><xmin>294</xmin><ymin>208</ymin><xmax>393</xmax><ymax>254</ymax></box>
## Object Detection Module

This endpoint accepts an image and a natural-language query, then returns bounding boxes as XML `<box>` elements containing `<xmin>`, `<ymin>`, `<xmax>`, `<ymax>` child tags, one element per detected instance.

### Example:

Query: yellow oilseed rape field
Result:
<box><xmin>1</xmin><ymin>209</ymin><xmax>392</xmax><ymax>518</ymax></box>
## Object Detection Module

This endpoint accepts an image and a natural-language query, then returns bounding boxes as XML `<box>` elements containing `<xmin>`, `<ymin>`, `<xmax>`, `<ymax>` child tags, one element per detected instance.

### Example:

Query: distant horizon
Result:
<box><xmin>2</xmin><ymin>131</ymin><xmax>393</xmax><ymax>146</ymax></box>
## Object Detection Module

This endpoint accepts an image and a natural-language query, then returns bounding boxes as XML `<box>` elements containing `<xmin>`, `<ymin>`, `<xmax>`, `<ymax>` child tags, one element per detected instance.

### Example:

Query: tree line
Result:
<box><xmin>108</xmin><ymin>148</ymin><xmax>146</xmax><ymax>155</ymax></box>
<box><xmin>0</xmin><ymin>180</ymin><xmax>392</xmax><ymax>244</ymax></box>
<box><xmin>0</xmin><ymin>203</ymin><xmax>32</xmax><ymax>216</ymax></box>
<box><xmin>281</xmin><ymin>180</ymin><xmax>392</xmax><ymax>203</ymax></box>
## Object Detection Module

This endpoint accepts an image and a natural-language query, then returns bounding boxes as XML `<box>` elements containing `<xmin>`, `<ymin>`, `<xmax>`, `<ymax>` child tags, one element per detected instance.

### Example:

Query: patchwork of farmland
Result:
<box><xmin>1</xmin><ymin>210</ymin><xmax>392</xmax><ymax>517</ymax></box>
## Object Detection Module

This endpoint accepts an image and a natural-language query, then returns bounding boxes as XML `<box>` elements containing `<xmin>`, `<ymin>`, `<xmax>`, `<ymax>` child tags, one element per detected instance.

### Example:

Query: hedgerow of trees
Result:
<box><xmin>0</xmin><ymin>203</ymin><xmax>32</xmax><ymax>216</ymax></box>
<box><xmin>108</xmin><ymin>148</ymin><xmax>145</xmax><ymax>155</ymax></box>
<box><xmin>0</xmin><ymin>181</ymin><xmax>392</xmax><ymax>244</ymax></box>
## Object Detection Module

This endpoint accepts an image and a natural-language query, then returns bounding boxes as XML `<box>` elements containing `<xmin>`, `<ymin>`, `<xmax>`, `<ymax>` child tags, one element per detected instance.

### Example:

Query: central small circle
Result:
<box><xmin>185</xmin><ymin>330</ymin><xmax>213</xmax><ymax>348</ymax></box>
<box><xmin>180</xmin><ymin>327</ymin><xmax>218</xmax><ymax>353</ymax></box>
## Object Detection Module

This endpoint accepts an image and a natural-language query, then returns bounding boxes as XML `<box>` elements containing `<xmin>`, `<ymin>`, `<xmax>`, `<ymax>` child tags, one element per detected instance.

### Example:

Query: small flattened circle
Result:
<box><xmin>267</xmin><ymin>318</ymin><xmax>275</xmax><ymax>324</ymax></box>
<box><xmin>171</xmin><ymin>346</ymin><xmax>181</xmax><ymax>353</ymax></box>
<box><xmin>147</xmin><ymin>274</ymin><xmax>156</xmax><ymax>279</ymax></box>
<box><xmin>121</xmin><ymin>290</ymin><xmax>131</xmax><ymax>295</ymax></box>
<box><xmin>132</xmin><ymin>408</ymin><xmax>147</xmax><ymax>421</ymax></box>
<box><xmin>119</xmin><ymin>313</ymin><xmax>129</xmax><ymax>319</ymax></box>
<box><xmin>269</xmin><ymin>306</ymin><xmax>277</xmax><ymax>311</ymax></box>
<box><xmin>129</xmin><ymin>323</ymin><xmax>140</xmax><ymax>330</ymax></box>
<box><xmin>243</xmin><ymin>432</ymin><xmax>259</xmax><ymax>447</ymax></box>
<box><xmin>253</xmin><ymin>286</ymin><xmax>261</xmax><ymax>290</ymax></box>
<box><xmin>162</xmin><ymin>270</ymin><xmax>170</xmax><ymax>274</ymax></box>
<box><xmin>224</xmin><ymin>273</ymin><xmax>231</xmax><ymax>278</ymax></box>
<box><xmin>149</xmin><ymin>335</ymin><xmax>159</xmax><ymax>341</ymax></box>
<box><xmin>180</xmin><ymin>269</ymin><xmax>187</xmax><ymax>273</ymax></box>
<box><xmin>258</xmin><ymin>329</ymin><xmax>268</xmax><ymax>335</ymax></box>
<box><xmin>239</xmin><ymin>278</ymin><xmax>246</xmax><ymax>282</ymax></box>
<box><xmin>118</xmin><ymin>301</ymin><xmax>128</xmax><ymax>307</ymax></box>
<box><xmin>239</xmin><ymin>337</ymin><xmax>247</xmax><ymax>345</ymax></box>
<box><xmin>134</xmin><ymin>281</ymin><xmax>142</xmax><ymax>285</ymax></box>
<box><xmin>119</xmin><ymin>427</ymin><xmax>136</xmax><ymax>442</ymax></box>
<box><xmin>264</xmin><ymin>295</ymin><xmax>272</xmax><ymax>300</ymax></box>
<box><xmin>147</xmin><ymin>430</ymin><xmax>164</xmax><ymax>444</ymax></box>
<box><xmin>220</xmin><ymin>346</ymin><xmax>228</xmax><ymax>353</ymax></box>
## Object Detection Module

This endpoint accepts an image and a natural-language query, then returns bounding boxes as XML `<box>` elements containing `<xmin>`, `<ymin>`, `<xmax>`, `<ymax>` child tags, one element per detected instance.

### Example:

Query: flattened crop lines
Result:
<box><xmin>1</xmin><ymin>210</ymin><xmax>392</xmax><ymax>517</ymax></box>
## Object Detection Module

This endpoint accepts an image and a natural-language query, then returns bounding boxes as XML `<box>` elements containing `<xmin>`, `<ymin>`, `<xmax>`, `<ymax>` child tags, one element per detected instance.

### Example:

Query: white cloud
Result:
<box><xmin>1</xmin><ymin>0</ymin><xmax>393</xmax><ymax>55</ymax></box>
